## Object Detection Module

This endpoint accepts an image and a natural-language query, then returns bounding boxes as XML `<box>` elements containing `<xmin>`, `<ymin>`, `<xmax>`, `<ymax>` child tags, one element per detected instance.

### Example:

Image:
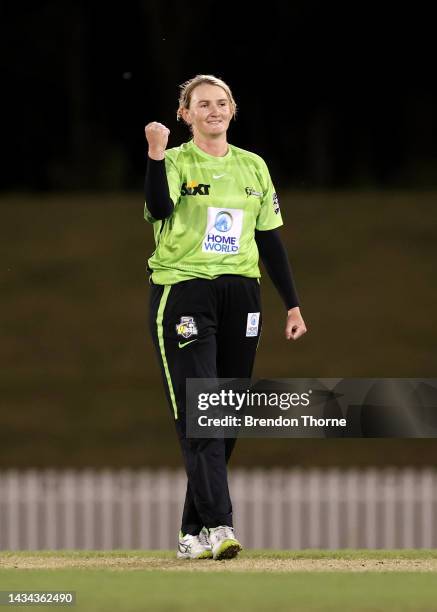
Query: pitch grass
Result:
<box><xmin>1</xmin><ymin>551</ymin><xmax>437</xmax><ymax>611</ymax></box>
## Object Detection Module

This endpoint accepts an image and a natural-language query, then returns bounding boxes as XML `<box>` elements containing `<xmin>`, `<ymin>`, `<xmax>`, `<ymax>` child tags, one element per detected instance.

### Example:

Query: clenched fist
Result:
<box><xmin>285</xmin><ymin>306</ymin><xmax>307</xmax><ymax>341</ymax></box>
<box><xmin>145</xmin><ymin>122</ymin><xmax>170</xmax><ymax>160</ymax></box>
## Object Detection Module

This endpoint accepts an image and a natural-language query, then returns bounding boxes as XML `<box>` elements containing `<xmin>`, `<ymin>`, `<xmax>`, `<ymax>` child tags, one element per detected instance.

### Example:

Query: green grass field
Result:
<box><xmin>1</xmin><ymin>550</ymin><xmax>437</xmax><ymax>611</ymax></box>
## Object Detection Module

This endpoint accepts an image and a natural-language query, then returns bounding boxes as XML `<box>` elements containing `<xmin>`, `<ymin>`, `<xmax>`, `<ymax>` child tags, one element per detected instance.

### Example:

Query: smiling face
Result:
<box><xmin>181</xmin><ymin>84</ymin><xmax>233</xmax><ymax>139</ymax></box>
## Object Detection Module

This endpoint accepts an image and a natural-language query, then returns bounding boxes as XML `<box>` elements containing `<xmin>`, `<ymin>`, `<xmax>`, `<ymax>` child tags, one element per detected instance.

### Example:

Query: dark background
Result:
<box><xmin>1</xmin><ymin>1</ymin><xmax>436</xmax><ymax>468</ymax></box>
<box><xmin>2</xmin><ymin>1</ymin><xmax>436</xmax><ymax>191</ymax></box>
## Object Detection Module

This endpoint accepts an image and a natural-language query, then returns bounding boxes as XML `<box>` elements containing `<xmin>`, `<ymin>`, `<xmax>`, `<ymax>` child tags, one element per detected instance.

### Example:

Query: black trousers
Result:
<box><xmin>149</xmin><ymin>275</ymin><xmax>262</xmax><ymax>535</ymax></box>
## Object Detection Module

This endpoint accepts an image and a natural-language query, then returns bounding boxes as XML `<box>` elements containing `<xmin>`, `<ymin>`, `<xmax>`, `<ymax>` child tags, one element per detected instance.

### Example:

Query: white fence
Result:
<box><xmin>0</xmin><ymin>468</ymin><xmax>436</xmax><ymax>550</ymax></box>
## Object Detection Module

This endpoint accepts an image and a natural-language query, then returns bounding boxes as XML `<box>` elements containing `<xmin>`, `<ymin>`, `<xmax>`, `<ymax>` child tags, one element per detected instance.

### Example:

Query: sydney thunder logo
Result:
<box><xmin>181</xmin><ymin>181</ymin><xmax>210</xmax><ymax>196</ymax></box>
<box><xmin>176</xmin><ymin>316</ymin><xmax>198</xmax><ymax>339</ymax></box>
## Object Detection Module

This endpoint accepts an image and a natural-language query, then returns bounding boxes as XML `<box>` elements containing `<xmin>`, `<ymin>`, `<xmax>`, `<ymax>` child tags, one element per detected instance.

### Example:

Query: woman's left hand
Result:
<box><xmin>285</xmin><ymin>307</ymin><xmax>307</xmax><ymax>341</ymax></box>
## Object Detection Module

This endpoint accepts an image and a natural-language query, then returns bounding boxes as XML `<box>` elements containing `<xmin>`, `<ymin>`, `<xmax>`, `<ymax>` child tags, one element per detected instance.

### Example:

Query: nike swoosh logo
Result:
<box><xmin>213</xmin><ymin>174</ymin><xmax>226</xmax><ymax>179</ymax></box>
<box><xmin>178</xmin><ymin>339</ymin><xmax>198</xmax><ymax>348</ymax></box>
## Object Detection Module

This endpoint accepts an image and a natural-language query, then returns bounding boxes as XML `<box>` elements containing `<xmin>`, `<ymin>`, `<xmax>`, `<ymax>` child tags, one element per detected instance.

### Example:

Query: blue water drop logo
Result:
<box><xmin>214</xmin><ymin>211</ymin><xmax>233</xmax><ymax>232</ymax></box>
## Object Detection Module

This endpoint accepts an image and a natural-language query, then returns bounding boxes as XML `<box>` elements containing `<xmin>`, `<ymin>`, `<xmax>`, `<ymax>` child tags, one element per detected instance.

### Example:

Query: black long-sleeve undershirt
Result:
<box><xmin>144</xmin><ymin>157</ymin><xmax>300</xmax><ymax>310</ymax></box>
<box><xmin>144</xmin><ymin>156</ymin><xmax>174</xmax><ymax>219</ymax></box>
<box><xmin>255</xmin><ymin>229</ymin><xmax>299</xmax><ymax>310</ymax></box>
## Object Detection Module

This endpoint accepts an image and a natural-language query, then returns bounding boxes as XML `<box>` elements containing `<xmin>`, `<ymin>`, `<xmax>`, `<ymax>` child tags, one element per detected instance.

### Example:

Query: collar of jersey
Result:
<box><xmin>188</xmin><ymin>140</ymin><xmax>233</xmax><ymax>162</ymax></box>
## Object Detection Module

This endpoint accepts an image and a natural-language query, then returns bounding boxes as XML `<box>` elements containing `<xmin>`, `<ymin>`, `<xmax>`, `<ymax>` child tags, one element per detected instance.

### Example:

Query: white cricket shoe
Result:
<box><xmin>209</xmin><ymin>525</ymin><xmax>242</xmax><ymax>560</ymax></box>
<box><xmin>176</xmin><ymin>529</ymin><xmax>213</xmax><ymax>559</ymax></box>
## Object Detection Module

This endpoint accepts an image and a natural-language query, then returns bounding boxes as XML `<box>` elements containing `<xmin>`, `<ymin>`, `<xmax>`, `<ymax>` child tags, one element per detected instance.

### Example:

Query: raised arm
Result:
<box><xmin>144</xmin><ymin>122</ymin><xmax>173</xmax><ymax>220</ymax></box>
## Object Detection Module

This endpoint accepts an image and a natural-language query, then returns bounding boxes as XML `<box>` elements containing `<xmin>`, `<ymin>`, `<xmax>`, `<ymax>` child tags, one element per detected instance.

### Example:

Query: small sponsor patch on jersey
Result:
<box><xmin>176</xmin><ymin>316</ymin><xmax>198</xmax><ymax>338</ymax></box>
<box><xmin>202</xmin><ymin>207</ymin><xmax>244</xmax><ymax>255</ymax></box>
<box><xmin>246</xmin><ymin>312</ymin><xmax>260</xmax><ymax>337</ymax></box>
<box><xmin>245</xmin><ymin>187</ymin><xmax>263</xmax><ymax>198</ymax></box>
<box><xmin>181</xmin><ymin>181</ymin><xmax>210</xmax><ymax>196</ymax></box>
<box><xmin>273</xmin><ymin>192</ymin><xmax>280</xmax><ymax>214</ymax></box>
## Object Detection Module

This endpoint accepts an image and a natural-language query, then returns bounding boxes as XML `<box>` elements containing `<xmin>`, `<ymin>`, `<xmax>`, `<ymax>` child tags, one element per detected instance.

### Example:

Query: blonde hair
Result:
<box><xmin>176</xmin><ymin>74</ymin><xmax>237</xmax><ymax>123</ymax></box>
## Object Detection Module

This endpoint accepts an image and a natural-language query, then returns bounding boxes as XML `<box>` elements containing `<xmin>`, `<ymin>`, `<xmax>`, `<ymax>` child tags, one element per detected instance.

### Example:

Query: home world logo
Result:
<box><xmin>202</xmin><ymin>207</ymin><xmax>244</xmax><ymax>254</ymax></box>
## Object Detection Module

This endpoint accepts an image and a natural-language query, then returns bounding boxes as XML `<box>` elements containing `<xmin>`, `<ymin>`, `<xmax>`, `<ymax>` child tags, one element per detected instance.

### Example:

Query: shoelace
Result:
<box><xmin>198</xmin><ymin>529</ymin><xmax>210</xmax><ymax>547</ymax></box>
<box><xmin>211</xmin><ymin>526</ymin><xmax>234</xmax><ymax>541</ymax></box>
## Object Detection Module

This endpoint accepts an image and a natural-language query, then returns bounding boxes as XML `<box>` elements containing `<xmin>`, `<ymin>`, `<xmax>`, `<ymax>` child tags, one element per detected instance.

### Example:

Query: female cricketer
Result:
<box><xmin>144</xmin><ymin>74</ymin><xmax>307</xmax><ymax>560</ymax></box>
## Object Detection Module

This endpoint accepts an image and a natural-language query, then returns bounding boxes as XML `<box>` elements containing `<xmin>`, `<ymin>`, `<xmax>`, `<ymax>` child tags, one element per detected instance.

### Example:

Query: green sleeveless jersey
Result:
<box><xmin>144</xmin><ymin>140</ymin><xmax>283</xmax><ymax>284</ymax></box>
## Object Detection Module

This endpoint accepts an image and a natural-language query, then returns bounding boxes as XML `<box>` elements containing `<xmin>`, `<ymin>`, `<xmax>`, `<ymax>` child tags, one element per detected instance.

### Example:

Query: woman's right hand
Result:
<box><xmin>145</xmin><ymin>122</ymin><xmax>170</xmax><ymax>160</ymax></box>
